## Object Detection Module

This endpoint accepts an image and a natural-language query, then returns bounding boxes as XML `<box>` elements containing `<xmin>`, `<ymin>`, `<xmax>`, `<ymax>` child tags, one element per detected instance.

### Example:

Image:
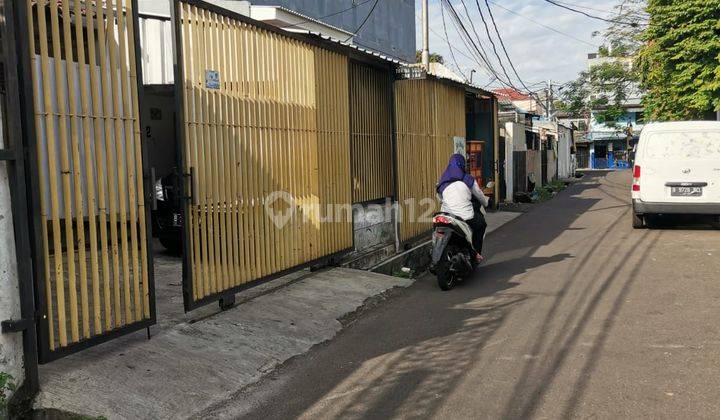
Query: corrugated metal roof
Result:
<box><xmin>252</xmin><ymin>5</ymin><xmax>353</xmax><ymax>36</ymax></box>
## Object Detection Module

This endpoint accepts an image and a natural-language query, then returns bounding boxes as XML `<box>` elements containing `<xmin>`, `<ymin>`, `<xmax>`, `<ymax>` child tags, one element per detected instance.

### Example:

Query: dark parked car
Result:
<box><xmin>152</xmin><ymin>172</ymin><xmax>183</xmax><ymax>255</ymax></box>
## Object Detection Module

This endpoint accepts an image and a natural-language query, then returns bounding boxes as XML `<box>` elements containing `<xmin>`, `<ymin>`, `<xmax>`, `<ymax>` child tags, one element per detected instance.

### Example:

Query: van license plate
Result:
<box><xmin>671</xmin><ymin>186</ymin><xmax>702</xmax><ymax>197</ymax></box>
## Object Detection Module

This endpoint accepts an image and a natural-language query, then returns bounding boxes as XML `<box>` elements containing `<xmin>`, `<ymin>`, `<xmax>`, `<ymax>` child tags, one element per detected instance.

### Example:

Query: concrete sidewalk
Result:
<box><xmin>34</xmin><ymin>211</ymin><xmax>522</xmax><ymax>419</ymax></box>
<box><xmin>35</xmin><ymin>269</ymin><xmax>413</xmax><ymax>419</ymax></box>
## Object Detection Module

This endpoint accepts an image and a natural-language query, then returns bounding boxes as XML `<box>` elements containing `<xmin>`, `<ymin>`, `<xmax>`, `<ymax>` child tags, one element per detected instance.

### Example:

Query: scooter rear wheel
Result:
<box><xmin>436</xmin><ymin>245</ymin><xmax>458</xmax><ymax>291</ymax></box>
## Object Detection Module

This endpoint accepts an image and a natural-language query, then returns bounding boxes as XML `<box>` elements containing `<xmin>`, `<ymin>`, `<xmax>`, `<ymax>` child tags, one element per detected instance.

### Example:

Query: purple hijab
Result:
<box><xmin>437</xmin><ymin>153</ymin><xmax>475</xmax><ymax>195</ymax></box>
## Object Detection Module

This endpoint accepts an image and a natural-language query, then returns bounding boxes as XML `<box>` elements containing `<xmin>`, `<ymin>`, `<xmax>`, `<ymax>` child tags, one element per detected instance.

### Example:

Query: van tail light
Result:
<box><xmin>632</xmin><ymin>165</ymin><xmax>641</xmax><ymax>192</ymax></box>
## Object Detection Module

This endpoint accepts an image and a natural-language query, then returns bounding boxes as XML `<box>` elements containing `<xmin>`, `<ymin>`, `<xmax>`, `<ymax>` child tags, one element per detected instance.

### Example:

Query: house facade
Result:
<box><xmin>138</xmin><ymin>0</ymin><xmax>416</xmax><ymax>62</ymax></box>
<box><xmin>583</xmin><ymin>52</ymin><xmax>645</xmax><ymax>169</ymax></box>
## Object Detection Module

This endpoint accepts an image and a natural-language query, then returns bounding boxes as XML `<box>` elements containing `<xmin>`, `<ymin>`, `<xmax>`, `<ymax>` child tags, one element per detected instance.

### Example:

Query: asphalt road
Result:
<box><xmin>207</xmin><ymin>170</ymin><xmax>720</xmax><ymax>419</ymax></box>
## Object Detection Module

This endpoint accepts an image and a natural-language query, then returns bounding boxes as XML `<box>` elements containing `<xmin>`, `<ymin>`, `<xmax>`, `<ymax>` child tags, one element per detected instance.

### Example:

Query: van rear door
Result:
<box><xmin>640</xmin><ymin>130</ymin><xmax>720</xmax><ymax>204</ymax></box>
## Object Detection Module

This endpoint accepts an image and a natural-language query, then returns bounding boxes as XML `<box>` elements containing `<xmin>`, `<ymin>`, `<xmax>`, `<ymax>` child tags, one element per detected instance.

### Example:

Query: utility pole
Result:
<box><xmin>545</xmin><ymin>79</ymin><xmax>551</xmax><ymax>119</ymax></box>
<box><xmin>421</xmin><ymin>0</ymin><xmax>429</xmax><ymax>70</ymax></box>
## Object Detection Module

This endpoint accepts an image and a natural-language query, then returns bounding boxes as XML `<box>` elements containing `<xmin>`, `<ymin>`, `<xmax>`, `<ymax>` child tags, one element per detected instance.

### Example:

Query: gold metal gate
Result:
<box><xmin>349</xmin><ymin>62</ymin><xmax>393</xmax><ymax>203</ymax></box>
<box><xmin>395</xmin><ymin>79</ymin><xmax>465</xmax><ymax>242</ymax></box>
<box><xmin>22</xmin><ymin>0</ymin><xmax>154</xmax><ymax>361</ymax></box>
<box><xmin>174</xmin><ymin>0</ymin><xmax>352</xmax><ymax>310</ymax></box>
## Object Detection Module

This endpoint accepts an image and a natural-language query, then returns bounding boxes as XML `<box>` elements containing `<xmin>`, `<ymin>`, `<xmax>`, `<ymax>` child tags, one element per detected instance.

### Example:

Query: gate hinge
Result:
<box><xmin>1</xmin><ymin>317</ymin><xmax>32</xmax><ymax>333</ymax></box>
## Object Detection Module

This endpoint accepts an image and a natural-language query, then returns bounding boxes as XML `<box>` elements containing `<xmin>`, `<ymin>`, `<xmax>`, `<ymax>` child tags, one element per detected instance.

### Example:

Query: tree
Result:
<box><xmin>415</xmin><ymin>50</ymin><xmax>445</xmax><ymax>64</ymax></box>
<box><xmin>557</xmin><ymin>60</ymin><xmax>638</xmax><ymax>128</ymax></box>
<box><xmin>636</xmin><ymin>0</ymin><xmax>720</xmax><ymax>120</ymax></box>
<box><xmin>557</xmin><ymin>0</ymin><xmax>646</xmax><ymax>128</ymax></box>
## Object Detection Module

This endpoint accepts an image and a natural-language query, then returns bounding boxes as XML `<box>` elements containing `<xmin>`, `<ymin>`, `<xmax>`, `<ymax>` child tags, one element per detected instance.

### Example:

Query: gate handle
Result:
<box><xmin>150</xmin><ymin>167</ymin><xmax>157</xmax><ymax>211</ymax></box>
<box><xmin>183</xmin><ymin>167</ymin><xmax>197</xmax><ymax>206</ymax></box>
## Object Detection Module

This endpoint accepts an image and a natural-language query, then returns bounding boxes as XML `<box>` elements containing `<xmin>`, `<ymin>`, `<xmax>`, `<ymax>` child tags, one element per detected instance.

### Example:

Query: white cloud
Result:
<box><xmin>416</xmin><ymin>0</ymin><xmax>620</xmax><ymax>89</ymax></box>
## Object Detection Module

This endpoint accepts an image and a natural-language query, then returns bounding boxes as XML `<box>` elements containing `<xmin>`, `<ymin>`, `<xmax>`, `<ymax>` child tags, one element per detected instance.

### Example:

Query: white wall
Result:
<box><xmin>504</xmin><ymin>132</ymin><xmax>513</xmax><ymax>202</ymax></box>
<box><xmin>138</xmin><ymin>17</ymin><xmax>174</xmax><ymax>85</ymax></box>
<box><xmin>557</xmin><ymin>124</ymin><xmax>573</xmax><ymax>179</ymax></box>
<box><xmin>505</xmin><ymin>122</ymin><xmax>527</xmax><ymax>151</ymax></box>
<box><xmin>0</xmin><ymin>94</ymin><xmax>23</xmax><ymax>403</ymax></box>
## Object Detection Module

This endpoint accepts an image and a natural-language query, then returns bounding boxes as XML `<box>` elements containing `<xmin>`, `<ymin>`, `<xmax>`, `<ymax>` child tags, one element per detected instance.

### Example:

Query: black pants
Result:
<box><xmin>465</xmin><ymin>212</ymin><xmax>487</xmax><ymax>253</ymax></box>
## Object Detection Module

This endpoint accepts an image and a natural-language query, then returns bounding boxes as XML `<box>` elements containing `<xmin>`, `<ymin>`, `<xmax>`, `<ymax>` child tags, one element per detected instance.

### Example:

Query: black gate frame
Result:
<box><xmin>15</xmin><ymin>0</ymin><xmax>156</xmax><ymax>363</ymax></box>
<box><xmin>0</xmin><ymin>0</ymin><xmax>39</xmax><ymax>407</ymax></box>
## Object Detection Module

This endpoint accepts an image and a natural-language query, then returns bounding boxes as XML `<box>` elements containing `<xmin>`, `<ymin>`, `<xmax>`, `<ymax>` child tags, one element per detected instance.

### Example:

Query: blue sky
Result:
<box><xmin>416</xmin><ymin>0</ymin><xmax>621</xmax><ymax>90</ymax></box>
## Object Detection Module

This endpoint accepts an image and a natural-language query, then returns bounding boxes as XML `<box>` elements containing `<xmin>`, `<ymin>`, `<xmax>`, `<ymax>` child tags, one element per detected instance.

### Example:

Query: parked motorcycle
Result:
<box><xmin>430</xmin><ymin>182</ymin><xmax>493</xmax><ymax>290</ymax></box>
<box><xmin>152</xmin><ymin>171</ymin><xmax>183</xmax><ymax>255</ymax></box>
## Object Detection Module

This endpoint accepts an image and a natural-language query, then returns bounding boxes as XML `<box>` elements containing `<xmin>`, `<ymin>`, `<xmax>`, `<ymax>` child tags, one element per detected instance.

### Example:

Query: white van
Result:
<box><xmin>632</xmin><ymin>121</ymin><xmax>720</xmax><ymax>228</ymax></box>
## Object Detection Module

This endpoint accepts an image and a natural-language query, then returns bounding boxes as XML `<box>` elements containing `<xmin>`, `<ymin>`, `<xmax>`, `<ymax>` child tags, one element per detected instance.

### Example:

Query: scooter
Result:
<box><xmin>429</xmin><ymin>182</ymin><xmax>493</xmax><ymax>290</ymax></box>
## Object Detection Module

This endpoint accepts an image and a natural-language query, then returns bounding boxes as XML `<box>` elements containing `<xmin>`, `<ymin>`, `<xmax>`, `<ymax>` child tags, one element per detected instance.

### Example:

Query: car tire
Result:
<box><xmin>711</xmin><ymin>216</ymin><xmax>720</xmax><ymax>230</ymax></box>
<box><xmin>632</xmin><ymin>212</ymin><xmax>645</xmax><ymax>229</ymax></box>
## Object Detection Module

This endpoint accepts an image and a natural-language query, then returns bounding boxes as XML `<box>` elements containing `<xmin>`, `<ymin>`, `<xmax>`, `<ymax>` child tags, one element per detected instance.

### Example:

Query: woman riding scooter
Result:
<box><xmin>436</xmin><ymin>154</ymin><xmax>489</xmax><ymax>262</ymax></box>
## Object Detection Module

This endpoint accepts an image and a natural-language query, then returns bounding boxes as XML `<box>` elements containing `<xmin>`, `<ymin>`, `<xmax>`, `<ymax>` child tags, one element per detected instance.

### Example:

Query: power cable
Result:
<box><xmin>464</xmin><ymin>0</ymin><xmax>517</xmax><ymax>90</ymax></box>
<box><xmin>281</xmin><ymin>0</ymin><xmax>375</xmax><ymax>30</ymax></box>
<box><xmin>415</xmin><ymin>12</ymin><xmax>481</xmax><ymax>74</ymax></box>
<box><xmin>441</xmin><ymin>0</ymin><xmax>512</xmax><ymax>88</ymax></box>
<box><xmin>440</xmin><ymin>4</ymin><xmax>468</xmax><ymax>80</ymax></box>
<box><xmin>487</xmin><ymin>0</ymin><xmax>600</xmax><ymax>48</ymax></box>
<box><xmin>345</xmin><ymin>0</ymin><xmax>380</xmax><ymax>42</ymax></box>
<box><xmin>539</xmin><ymin>0</ymin><xmax>647</xmax><ymax>27</ymax></box>
<box><xmin>481</xmin><ymin>0</ymin><xmax>542</xmax><ymax>105</ymax></box>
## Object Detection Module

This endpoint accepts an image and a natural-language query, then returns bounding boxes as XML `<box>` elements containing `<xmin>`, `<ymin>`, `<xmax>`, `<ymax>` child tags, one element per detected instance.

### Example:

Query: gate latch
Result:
<box><xmin>1</xmin><ymin>317</ymin><xmax>32</xmax><ymax>333</ymax></box>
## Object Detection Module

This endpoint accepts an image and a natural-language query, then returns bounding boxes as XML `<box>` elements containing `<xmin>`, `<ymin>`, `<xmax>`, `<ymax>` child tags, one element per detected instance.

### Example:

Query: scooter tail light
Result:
<box><xmin>433</xmin><ymin>215</ymin><xmax>452</xmax><ymax>224</ymax></box>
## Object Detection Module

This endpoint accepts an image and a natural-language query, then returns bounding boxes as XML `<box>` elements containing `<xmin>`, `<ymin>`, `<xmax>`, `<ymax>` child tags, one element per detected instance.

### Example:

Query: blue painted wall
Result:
<box><xmin>249</xmin><ymin>0</ymin><xmax>416</xmax><ymax>62</ymax></box>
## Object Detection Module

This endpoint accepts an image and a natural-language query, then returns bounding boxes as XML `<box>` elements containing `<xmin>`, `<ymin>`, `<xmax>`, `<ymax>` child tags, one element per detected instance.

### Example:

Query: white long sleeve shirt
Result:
<box><xmin>439</xmin><ymin>180</ymin><xmax>489</xmax><ymax>220</ymax></box>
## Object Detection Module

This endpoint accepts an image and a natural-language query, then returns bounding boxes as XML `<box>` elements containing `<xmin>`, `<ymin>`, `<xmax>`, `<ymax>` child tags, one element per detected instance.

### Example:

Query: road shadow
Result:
<box><xmin>227</xmin><ymin>173</ymin><xmax>620</xmax><ymax>419</ymax></box>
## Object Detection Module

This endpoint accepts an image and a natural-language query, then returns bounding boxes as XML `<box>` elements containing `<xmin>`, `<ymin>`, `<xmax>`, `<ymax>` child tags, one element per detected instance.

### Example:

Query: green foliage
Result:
<box><xmin>532</xmin><ymin>181</ymin><xmax>566</xmax><ymax>202</ymax></box>
<box><xmin>0</xmin><ymin>372</ymin><xmax>16</xmax><ymax>410</ymax></box>
<box><xmin>636</xmin><ymin>0</ymin><xmax>720</xmax><ymax>120</ymax></box>
<box><xmin>533</xmin><ymin>185</ymin><xmax>552</xmax><ymax>202</ymax></box>
<box><xmin>415</xmin><ymin>50</ymin><xmax>445</xmax><ymax>64</ymax></box>
<box><xmin>557</xmin><ymin>0</ymin><xmax>645</xmax><ymax>126</ymax></box>
<box><xmin>558</xmin><ymin>61</ymin><xmax>638</xmax><ymax>128</ymax></box>
<box><xmin>547</xmin><ymin>180</ymin><xmax>566</xmax><ymax>192</ymax></box>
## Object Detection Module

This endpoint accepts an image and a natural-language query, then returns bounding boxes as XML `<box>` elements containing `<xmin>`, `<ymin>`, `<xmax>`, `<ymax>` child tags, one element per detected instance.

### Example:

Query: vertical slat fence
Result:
<box><xmin>349</xmin><ymin>62</ymin><xmax>393</xmax><ymax>203</ymax></box>
<box><xmin>26</xmin><ymin>0</ymin><xmax>153</xmax><ymax>359</ymax></box>
<box><xmin>394</xmin><ymin>79</ymin><xmax>465</xmax><ymax>242</ymax></box>
<box><xmin>176</xmin><ymin>3</ymin><xmax>351</xmax><ymax>308</ymax></box>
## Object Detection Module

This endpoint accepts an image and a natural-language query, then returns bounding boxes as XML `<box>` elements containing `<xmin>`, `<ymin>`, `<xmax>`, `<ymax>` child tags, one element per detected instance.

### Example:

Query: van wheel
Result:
<box><xmin>632</xmin><ymin>212</ymin><xmax>645</xmax><ymax>229</ymax></box>
<box><xmin>711</xmin><ymin>216</ymin><xmax>720</xmax><ymax>229</ymax></box>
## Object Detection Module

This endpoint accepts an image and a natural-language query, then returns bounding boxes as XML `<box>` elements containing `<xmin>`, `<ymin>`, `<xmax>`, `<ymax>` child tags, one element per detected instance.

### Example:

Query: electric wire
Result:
<box><xmin>441</xmin><ymin>0</ymin><xmax>515</xmax><ymax>89</ymax></box>
<box><xmin>482</xmin><ymin>0</ymin><xmax>542</xmax><ymax>103</ymax></box>
<box><xmin>539</xmin><ymin>0</ymin><xmax>647</xmax><ymax>27</ymax></box>
<box><xmin>345</xmin><ymin>0</ymin><xmax>381</xmax><ymax>41</ymax></box>
<box><xmin>281</xmin><ymin>0</ymin><xmax>375</xmax><ymax>30</ymax></box>
<box><xmin>440</xmin><ymin>4</ymin><xmax>468</xmax><ymax>80</ymax></box>
<box><xmin>487</xmin><ymin>0</ymin><xmax>600</xmax><ymax>48</ymax></box>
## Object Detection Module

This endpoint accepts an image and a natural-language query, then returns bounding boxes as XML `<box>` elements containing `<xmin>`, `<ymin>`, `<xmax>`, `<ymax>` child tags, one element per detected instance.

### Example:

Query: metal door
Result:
<box><xmin>173</xmin><ymin>0</ymin><xmax>352</xmax><ymax>311</ymax></box>
<box><xmin>19</xmin><ymin>0</ymin><xmax>155</xmax><ymax>362</ymax></box>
